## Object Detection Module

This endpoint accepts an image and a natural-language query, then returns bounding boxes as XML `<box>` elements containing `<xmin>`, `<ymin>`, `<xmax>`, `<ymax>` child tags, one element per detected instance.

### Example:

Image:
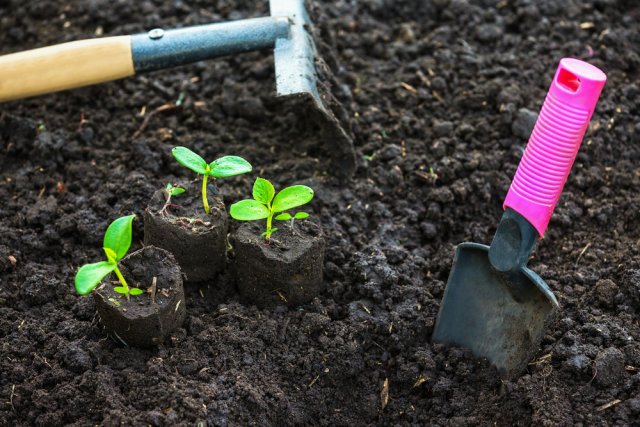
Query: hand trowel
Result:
<box><xmin>432</xmin><ymin>58</ymin><xmax>607</xmax><ymax>378</ymax></box>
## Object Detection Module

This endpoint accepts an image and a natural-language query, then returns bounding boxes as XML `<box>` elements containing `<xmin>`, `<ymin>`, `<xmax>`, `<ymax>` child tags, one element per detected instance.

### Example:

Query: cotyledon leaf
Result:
<box><xmin>275</xmin><ymin>213</ymin><xmax>292</xmax><ymax>221</ymax></box>
<box><xmin>230</xmin><ymin>199</ymin><xmax>270</xmax><ymax>221</ymax></box>
<box><xmin>272</xmin><ymin>185</ymin><xmax>314</xmax><ymax>213</ymax></box>
<box><xmin>172</xmin><ymin>146</ymin><xmax>208</xmax><ymax>175</ymax></box>
<box><xmin>75</xmin><ymin>261</ymin><xmax>116</xmax><ymax>295</ymax></box>
<box><xmin>209</xmin><ymin>156</ymin><xmax>252</xmax><ymax>178</ymax></box>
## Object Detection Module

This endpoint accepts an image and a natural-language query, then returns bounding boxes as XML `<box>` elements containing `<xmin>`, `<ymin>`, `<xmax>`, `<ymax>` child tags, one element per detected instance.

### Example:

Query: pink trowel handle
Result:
<box><xmin>503</xmin><ymin>58</ymin><xmax>606</xmax><ymax>237</ymax></box>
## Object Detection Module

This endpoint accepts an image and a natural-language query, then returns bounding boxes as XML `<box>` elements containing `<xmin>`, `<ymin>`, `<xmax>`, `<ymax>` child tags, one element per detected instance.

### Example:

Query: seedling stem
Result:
<box><xmin>159</xmin><ymin>183</ymin><xmax>185</xmax><ymax>216</ymax></box>
<box><xmin>202</xmin><ymin>172</ymin><xmax>210</xmax><ymax>214</ymax></box>
<box><xmin>113</xmin><ymin>266</ymin><xmax>131</xmax><ymax>300</ymax></box>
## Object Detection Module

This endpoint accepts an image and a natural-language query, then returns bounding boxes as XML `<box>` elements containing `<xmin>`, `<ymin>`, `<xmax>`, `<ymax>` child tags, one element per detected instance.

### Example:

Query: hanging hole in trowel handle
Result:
<box><xmin>557</xmin><ymin>68</ymin><xmax>581</xmax><ymax>92</ymax></box>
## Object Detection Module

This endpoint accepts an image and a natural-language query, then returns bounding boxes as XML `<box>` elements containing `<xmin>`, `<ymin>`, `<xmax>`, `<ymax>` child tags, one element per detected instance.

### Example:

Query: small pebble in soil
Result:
<box><xmin>594</xmin><ymin>347</ymin><xmax>625</xmax><ymax>386</ymax></box>
<box><xmin>512</xmin><ymin>108</ymin><xmax>538</xmax><ymax>140</ymax></box>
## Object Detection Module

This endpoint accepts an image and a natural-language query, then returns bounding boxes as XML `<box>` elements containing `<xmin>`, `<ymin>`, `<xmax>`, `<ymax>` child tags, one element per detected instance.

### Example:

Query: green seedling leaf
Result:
<box><xmin>272</xmin><ymin>185</ymin><xmax>314</xmax><ymax>213</ymax></box>
<box><xmin>165</xmin><ymin>182</ymin><xmax>184</xmax><ymax>196</ymax></box>
<box><xmin>113</xmin><ymin>287</ymin><xmax>128</xmax><ymax>294</ymax></box>
<box><xmin>170</xmin><ymin>187</ymin><xmax>185</xmax><ymax>196</ymax></box>
<box><xmin>129</xmin><ymin>288</ymin><xmax>144</xmax><ymax>296</ymax></box>
<box><xmin>294</xmin><ymin>212</ymin><xmax>309</xmax><ymax>219</ymax></box>
<box><xmin>103</xmin><ymin>214</ymin><xmax>135</xmax><ymax>261</ymax></box>
<box><xmin>253</xmin><ymin>178</ymin><xmax>275</xmax><ymax>205</ymax></box>
<box><xmin>172</xmin><ymin>146</ymin><xmax>208</xmax><ymax>175</ymax></box>
<box><xmin>208</xmin><ymin>156</ymin><xmax>252</xmax><ymax>178</ymax></box>
<box><xmin>275</xmin><ymin>213</ymin><xmax>292</xmax><ymax>221</ymax></box>
<box><xmin>230</xmin><ymin>200</ymin><xmax>270</xmax><ymax>221</ymax></box>
<box><xmin>75</xmin><ymin>261</ymin><xmax>115</xmax><ymax>295</ymax></box>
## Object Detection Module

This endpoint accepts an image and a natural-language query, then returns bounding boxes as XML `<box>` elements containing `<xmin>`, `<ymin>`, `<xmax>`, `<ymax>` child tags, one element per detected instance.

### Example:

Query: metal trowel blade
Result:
<box><xmin>432</xmin><ymin>242</ymin><xmax>559</xmax><ymax>378</ymax></box>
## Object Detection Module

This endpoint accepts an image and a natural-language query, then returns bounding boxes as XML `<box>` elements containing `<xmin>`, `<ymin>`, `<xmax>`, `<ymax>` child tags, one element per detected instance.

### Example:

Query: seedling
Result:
<box><xmin>171</xmin><ymin>146</ymin><xmax>252</xmax><ymax>215</ymax></box>
<box><xmin>75</xmin><ymin>215</ymin><xmax>143</xmax><ymax>300</ymax></box>
<box><xmin>159</xmin><ymin>182</ymin><xmax>185</xmax><ymax>216</ymax></box>
<box><xmin>275</xmin><ymin>211</ymin><xmax>309</xmax><ymax>232</ymax></box>
<box><xmin>230</xmin><ymin>178</ymin><xmax>314</xmax><ymax>240</ymax></box>
<box><xmin>165</xmin><ymin>182</ymin><xmax>185</xmax><ymax>197</ymax></box>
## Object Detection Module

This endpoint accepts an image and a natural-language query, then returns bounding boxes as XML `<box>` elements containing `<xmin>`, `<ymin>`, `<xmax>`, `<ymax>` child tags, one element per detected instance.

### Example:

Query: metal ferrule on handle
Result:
<box><xmin>503</xmin><ymin>58</ymin><xmax>606</xmax><ymax>237</ymax></box>
<box><xmin>131</xmin><ymin>16</ymin><xmax>290</xmax><ymax>73</ymax></box>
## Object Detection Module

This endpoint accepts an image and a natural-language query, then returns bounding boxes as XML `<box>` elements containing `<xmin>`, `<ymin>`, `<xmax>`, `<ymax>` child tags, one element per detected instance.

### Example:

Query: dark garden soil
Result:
<box><xmin>1</xmin><ymin>0</ymin><xmax>640</xmax><ymax>425</ymax></box>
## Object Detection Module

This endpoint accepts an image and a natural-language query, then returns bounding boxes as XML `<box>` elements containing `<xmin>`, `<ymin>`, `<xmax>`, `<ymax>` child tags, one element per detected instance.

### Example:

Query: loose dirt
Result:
<box><xmin>1</xmin><ymin>0</ymin><xmax>639</xmax><ymax>425</ymax></box>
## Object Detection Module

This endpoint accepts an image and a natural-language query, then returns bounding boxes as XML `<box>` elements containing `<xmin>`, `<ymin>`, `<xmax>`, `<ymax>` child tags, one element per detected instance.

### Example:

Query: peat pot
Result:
<box><xmin>93</xmin><ymin>246</ymin><xmax>186</xmax><ymax>347</ymax></box>
<box><xmin>232</xmin><ymin>221</ymin><xmax>325</xmax><ymax>308</ymax></box>
<box><xmin>144</xmin><ymin>180</ymin><xmax>228</xmax><ymax>283</ymax></box>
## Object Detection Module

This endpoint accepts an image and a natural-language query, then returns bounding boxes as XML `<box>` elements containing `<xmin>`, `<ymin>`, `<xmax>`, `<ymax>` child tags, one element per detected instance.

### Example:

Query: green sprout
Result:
<box><xmin>171</xmin><ymin>146</ymin><xmax>252</xmax><ymax>215</ymax></box>
<box><xmin>230</xmin><ymin>178</ymin><xmax>314</xmax><ymax>240</ymax></box>
<box><xmin>74</xmin><ymin>215</ymin><xmax>142</xmax><ymax>300</ymax></box>
<box><xmin>165</xmin><ymin>182</ymin><xmax>185</xmax><ymax>197</ymax></box>
<box><xmin>275</xmin><ymin>211</ymin><xmax>309</xmax><ymax>233</ymax></box>
<box><xmin>159</xmin><ymin>182</ymin><xmax>185</xmax><ymax>216</ymax></box>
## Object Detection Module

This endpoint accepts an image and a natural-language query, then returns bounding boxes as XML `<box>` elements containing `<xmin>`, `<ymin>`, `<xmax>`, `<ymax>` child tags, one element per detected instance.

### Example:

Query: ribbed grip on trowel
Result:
<box><xmin>503</xmin><ymin>58</ymin><xmax>606</xmax><ymax>236</ymax></box>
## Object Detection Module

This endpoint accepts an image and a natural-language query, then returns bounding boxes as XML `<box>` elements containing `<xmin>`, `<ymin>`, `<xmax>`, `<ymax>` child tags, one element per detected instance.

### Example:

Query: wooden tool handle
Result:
<box><xmin>0</xmin><ymin>36</ymin><xmax>135</xmax><ymax>102</ymax></box>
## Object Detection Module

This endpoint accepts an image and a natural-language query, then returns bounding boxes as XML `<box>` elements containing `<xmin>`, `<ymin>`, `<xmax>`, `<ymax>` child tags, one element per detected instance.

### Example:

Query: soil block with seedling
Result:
<box><xmin>230</xmin><ymin>178</ymin><xmax>325</xmax><ymax>307</ymax></box>
<box><xmin>144</xmin><ymin>147</ymin><xmax>252</xmax><ymax>283</ymax></box>
<box><xmin>75</xmin><ymin>216</ymin><xmax>186</xmax><ymax>347</ymax></box>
